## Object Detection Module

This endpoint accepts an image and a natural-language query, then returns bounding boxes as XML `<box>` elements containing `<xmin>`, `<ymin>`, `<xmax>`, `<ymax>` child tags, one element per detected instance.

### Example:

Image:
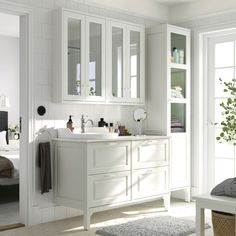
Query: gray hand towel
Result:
<box><xmin>38</xmin><ymin>142</ymin><xmax>52</xmax><ymax>194</ymax></box>
<box><xmin>211</xmin><ymin>177</ymin><xmax>236</xmax><ymax>197</ymax></box>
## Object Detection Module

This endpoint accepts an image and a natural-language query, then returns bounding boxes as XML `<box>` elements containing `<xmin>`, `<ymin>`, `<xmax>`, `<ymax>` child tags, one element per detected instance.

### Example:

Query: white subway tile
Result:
<box><xmin>42</xmin><ymin>0</ymin><xmax>54</xmax><ymax>9</ymax></box>
<box><xmin>42</xmin><ymin>24</ymin><xmax>52</xmax><ymax>39</ymax></box>
<box><xmin>77</xmin><ymin>2</ymin><xmax>89</xmax><ymax>12</ymax></box>
<box><xmin>54</xmin><ymin>0</ymin><xmax>66</xmax><ymax>8</ymax></box>
<box><xmin>66</xmin><ymin>0</ymin><xmax>79</xmax><ymax>9</ymax></box>
<box><xmin>35</xmin><ymin>8</ymin><xmax>50</xmax><ymax>24</ymax></box>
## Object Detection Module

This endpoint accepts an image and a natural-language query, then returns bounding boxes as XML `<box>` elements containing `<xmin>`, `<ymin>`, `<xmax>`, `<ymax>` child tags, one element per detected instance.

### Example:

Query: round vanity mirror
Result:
<box><xmin>133</xmin><ymin>108</ymin><xmax>147</xmax><ymax>122</ymax></box>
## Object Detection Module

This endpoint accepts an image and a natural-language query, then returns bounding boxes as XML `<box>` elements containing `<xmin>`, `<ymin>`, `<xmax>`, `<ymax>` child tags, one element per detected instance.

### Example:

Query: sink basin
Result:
<box><xmin>57</xmin><ymin>128</ymin><xmax>119</xmax><ymax>139</ymax></box>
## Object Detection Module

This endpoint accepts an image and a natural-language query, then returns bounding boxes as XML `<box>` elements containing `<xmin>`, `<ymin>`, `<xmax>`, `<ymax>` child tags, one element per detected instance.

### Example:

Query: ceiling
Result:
<box><xmin>0</xmin><ymin>13</ymin><xmax>19</xmax><ymax>38</ymax></box>
<box><xmin>152</xmin><ymin>0</ymin><xmax>198</xmax><ymax>6</ymax></box>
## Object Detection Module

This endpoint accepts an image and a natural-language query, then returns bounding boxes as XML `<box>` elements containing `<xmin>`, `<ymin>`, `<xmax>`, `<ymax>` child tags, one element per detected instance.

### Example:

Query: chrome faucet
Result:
<box><xmin>81</xmin><ymin>115</ymin><xmax>94</xmax><ymax>133</ymax></box>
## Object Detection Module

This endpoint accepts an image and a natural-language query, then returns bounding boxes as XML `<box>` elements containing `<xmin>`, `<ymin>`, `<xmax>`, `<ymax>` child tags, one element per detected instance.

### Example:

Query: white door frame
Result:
<box><xmin>0</xmin><ymin>0</ymin><xmax>33</xmax><ymax>226</ymax></box>
<box><xmin>193</xmin><ymin>24</ymin><xmax>236</xmax><ymax>195</ymax></box>
<box><xmin>206</xmin><ymin>33</ymin><xmax>236</xmax><ymax>191</ymax></box>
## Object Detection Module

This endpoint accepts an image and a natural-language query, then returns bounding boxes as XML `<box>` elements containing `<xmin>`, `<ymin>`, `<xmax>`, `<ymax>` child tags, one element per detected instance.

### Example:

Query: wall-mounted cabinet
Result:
<box><xmin>107</xmin><ymin>22</ymin><xmax>145</xmax><ymax>104</ymax></box>
<box><xmin>147</xmin><ymin>24</ymin><xmax>191</xmax><ymax>201</ymax></box>
<box><xmin>53</xmin><ymin>9</ymin><xmax>145</xmax><ymax>105</ymax></box>
<box><xmin>53</xmin><ymin>10</ymin><xmax>106</xmax><ymax>102</ymax></box>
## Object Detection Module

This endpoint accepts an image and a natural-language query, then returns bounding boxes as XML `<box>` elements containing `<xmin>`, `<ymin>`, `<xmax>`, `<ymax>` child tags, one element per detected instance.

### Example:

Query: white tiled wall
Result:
<box><xmin>1</xmin><ymin>0</ymin><xmax>160</xmax><ymax>225</ymax></box>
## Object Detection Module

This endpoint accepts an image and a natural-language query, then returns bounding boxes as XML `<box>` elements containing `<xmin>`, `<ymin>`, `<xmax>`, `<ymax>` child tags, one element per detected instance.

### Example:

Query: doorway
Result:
<box><xmin>0</xmin><ymin>2</ymin><xmax>32</xmax><ymax>228</ymax></box>
<box><xmin>0</xmin><ymin>12</ymin><xmax>20</xmax><ymax>228</ymax></box>
<box><xmin>206</xmin><ymin>33</ymin><xmax>236</xmax><ymax>191</ymax></box>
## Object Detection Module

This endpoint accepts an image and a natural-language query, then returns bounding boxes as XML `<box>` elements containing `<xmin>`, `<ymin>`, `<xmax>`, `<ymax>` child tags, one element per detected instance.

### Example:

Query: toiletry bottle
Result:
<box><xmin>114</xmin><ymin>122</ymin><xmax>119</xmax><ymax>134</ymax></box>
<box><xmin>109</xmin><ymin>123</ymin><xmax>113</xmax><ymax>133</ymax></box>
<box><xmin>173</xmin><ymin>47</ymin><xmax>179</xmax><ymax>64</ymax></box>
<box><xmin>67</xmin><ymin>115</ymin><xmax>74</xmax><ymax>132</ymax></box>
<box><xmin>98</xmin><ymin>118</ymin><xmax>106</xmax><ymax>127</ymax></box>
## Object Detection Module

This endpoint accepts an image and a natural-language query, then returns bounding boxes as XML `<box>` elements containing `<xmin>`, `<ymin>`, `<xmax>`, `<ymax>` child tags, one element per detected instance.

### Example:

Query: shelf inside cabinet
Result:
<box><xmin>170</xmin><ymin>63</ymin><xmax>188</xmax><ymax>70</ymax></box>
<box><xmin>170</xmin><ymin>98</ymin><xmax>187</xmax><ymax>103</ymax></box>
<box><xmin>171</xmin><ymin>103</ymin><xmax>186</xmax><ymax>133</ymax></box>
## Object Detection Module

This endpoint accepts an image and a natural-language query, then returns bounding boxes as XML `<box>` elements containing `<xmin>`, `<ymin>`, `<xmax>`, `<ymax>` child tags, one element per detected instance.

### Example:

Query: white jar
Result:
<box><xmin>179</xmin><ymin>49</ymin><xmax>184</xmax><ymax>64</ymax></box>
<box><xmin>173</xmin><ymin>48</ymin><xmax>179</xmax><ymax>64</ymax></box>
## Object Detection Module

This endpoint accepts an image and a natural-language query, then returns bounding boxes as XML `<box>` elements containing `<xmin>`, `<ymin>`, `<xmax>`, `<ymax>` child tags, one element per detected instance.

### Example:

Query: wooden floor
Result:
<box><xmin>0</xmin><ymin>199</ymin><xmax>214</xmax><ymax>236</ymax></box>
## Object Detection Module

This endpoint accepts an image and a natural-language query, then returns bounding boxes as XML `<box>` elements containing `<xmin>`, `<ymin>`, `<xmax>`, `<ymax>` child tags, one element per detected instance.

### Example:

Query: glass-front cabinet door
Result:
<box><xmin>63</xmin><ymin>12</ymin><xmax>105</xmax><ymax>102</ymax></box>
<box><xmin>65</xmin><ymin>12</ymin><xmax>85</xmax><ymax>101</ymax></box>
<box><xmin>86</xmin><ymin>17</ymin><xmax>106</xmax><ymax>101</ymax></box>
<box><xmin>107</xmin><ymin>21</ymin><xmax>127</xmax><ymax>102</ymax></box>
<box><xmin>107</xmin><ymin>21</ymin><xmax>145</xmax><ymax>104</ymax></box>
<box><xmin>127</xmin><ymin>26</ymin><xmax>145</xmax><ymax>103</ymax></box>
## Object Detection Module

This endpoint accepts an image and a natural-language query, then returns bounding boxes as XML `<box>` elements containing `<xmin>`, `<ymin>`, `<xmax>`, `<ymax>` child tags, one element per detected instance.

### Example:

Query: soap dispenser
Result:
<box><xmin>98</xmin><ymin>118</ymin><xmax>106</xmax><ymax>127</ymax></box>
<box><xmin>66</xmin><ymin>115</ymin><xmax>74</xmax><ymax>132</ymax></box>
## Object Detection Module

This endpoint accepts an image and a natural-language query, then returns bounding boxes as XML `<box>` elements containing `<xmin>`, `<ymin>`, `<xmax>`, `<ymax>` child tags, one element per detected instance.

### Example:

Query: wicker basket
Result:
<box><xmin>212</xmin><ymin>210</ymin><xmax>235</xmax><ymax>236</ymax></box>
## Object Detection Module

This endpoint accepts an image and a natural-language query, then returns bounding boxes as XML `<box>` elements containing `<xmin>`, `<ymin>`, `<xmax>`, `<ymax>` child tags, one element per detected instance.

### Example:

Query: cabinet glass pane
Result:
<box><xmin>130</xmin><ymin>30</ymin><xmax>140</xmax><ymax>99</ymax></box>
<box><xmin>171</xmin><ymin>68</ymin><xmax>186</xmax><ymax>98</ymax></box>
<box><xmin>68</xmin><ymin>18</ymin><xmax>81</xmax><ymax>96</ymax></box>
<box><xmin>89</xmin><ymin>22</ymin><xmax>102</xmax><ymax>96</ymax></box>
<box><xmin>112</xmin><ymin>27</ymin><xmax>123</xmax><ymax>98</ymax></box>
<box><xmin>171</xmin><ymin>33</ymin><xmax>186</xmax><ymax>64</ymax></box>
<box><xmin>171</xmin><ymin>103</ymin><xmax>186</xmax><ymax>133</ymax></box>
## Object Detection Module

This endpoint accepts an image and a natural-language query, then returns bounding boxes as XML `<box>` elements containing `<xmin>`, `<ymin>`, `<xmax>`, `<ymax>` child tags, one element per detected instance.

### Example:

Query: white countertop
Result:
<box><xmin>53</xmin><ymin>135</ymin><xmax>169</xmax><ymax>143</ymax></box>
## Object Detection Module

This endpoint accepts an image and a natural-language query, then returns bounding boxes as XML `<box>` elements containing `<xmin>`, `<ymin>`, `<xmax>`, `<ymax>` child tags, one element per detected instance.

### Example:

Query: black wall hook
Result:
<box><xmin>37</xmin><ymin>106</ymin><xmax>46</xmax><ymax>116</ymax></box>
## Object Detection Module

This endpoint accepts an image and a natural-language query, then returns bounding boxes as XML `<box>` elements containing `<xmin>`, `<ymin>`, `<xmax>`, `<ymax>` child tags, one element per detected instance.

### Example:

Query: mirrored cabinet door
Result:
<box><xmin>65</xmin><ymin>13</ymin><xmax>85</xmax><ymax>100</ymax></box>
<box><xmin>86</xmin><ymin>17</ymin><xmax>105</xmax><ymax>101</ymax></box>
<box><xmin>127</xmin><ymin>26</ymin><xmax>145</xmax><ymax>103</ymax></box>
<box><xmin>129</xmin><ymin>30</ymin><xmax>140</xmax><ymax>99</ymax></box>
<box><xmin>108</xmin><ymin>21</ymin><xmax>127</xmax><ymax>101</ymax></box>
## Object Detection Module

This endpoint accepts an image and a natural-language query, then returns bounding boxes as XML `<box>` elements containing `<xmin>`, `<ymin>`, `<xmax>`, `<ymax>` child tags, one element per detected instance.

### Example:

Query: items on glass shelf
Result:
<box><xmin>171</xmin><ymin>116</ymin><xmax>185</xmax><ymax>133</ymax></box>
<box><xmin>172</xmin><ymin>47</ymin><xmax>179</xmax><ymax>64</ymax></box>
<box><xmin>172</xmin><ymin>48</ymin><xmax>185</xmax><ymax>64</ymax></box>
<box><xmin>179</xmin><ymin>50</ymin><xmax>185</xmax><ymax>64</ymax></box>
<box><xmin>171</xmin><ymin>86</ymin><xmax>184</xmax><ymax>98</ymax></box>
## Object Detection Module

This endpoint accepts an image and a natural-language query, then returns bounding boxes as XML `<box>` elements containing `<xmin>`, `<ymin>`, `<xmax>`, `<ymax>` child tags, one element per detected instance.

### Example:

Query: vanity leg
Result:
<box><xmin>184</xmin><ymin>188</ymin><xmax>191</xmax><ymax>202</ymax></box>
<box><xmin>84</xmin><ymin>211</ymin><xmax>91</xmax><ymax>230</ymax></box>
<box><xmin>163</xmin><ymin>193</ymin><xmax>170</xmax><ymax>210</ymax></box>
<box><xmin>196</xmin><ymin>204</ymin><xmax>205</xmax><ymax>236</ymax></box>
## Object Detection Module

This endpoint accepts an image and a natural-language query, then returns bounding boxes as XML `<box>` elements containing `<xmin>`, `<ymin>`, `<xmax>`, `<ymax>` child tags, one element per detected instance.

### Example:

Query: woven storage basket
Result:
<box><xmin>212</xmin><ymin>211</ymin><xmax>235</xmax><ymax>236</ymax></box>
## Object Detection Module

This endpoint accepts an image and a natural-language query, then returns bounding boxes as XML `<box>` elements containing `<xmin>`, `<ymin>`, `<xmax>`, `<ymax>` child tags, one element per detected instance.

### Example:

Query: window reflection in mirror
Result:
<box><xmin>68</xmin><ymin>18</ymin><xmax>81</xmax><ymax>96</ymax></box>
<box><xmin>112</xmin><ymin>27</ymin><xmax>123</xmax><ymax>98</ymax></box>
<box><xmin>130</xmin><ymin>30</ymin><xmax>140</xmax><ymax>99</ymax></box>
<box><xmin>89</xmin><ymin>22</ymin><xmax>102</xmax><ymax>96</ymax></box>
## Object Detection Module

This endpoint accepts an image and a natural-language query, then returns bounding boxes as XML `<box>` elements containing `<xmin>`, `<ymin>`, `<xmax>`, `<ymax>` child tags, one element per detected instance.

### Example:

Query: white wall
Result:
<box><xmin>84</xmin><ymin>0</ymin><xmax>169</xmax><ymax>22</ymax></box>
<box><xmin>170</xmin><ymin>0</ymin><xmax>236</xmax><ymax>23</ymax></box>
<box><xmin>0</xmin><ymin>35</ymin><xmax>19</xmax><ymax>125</ymax></box>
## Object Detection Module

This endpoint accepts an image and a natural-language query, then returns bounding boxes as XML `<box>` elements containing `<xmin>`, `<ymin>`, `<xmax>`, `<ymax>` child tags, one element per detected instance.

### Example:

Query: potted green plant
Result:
<box><xmin>216</xmin><ymin>78</ymin><xmax>236</xmax><ymax>145</ymax></box>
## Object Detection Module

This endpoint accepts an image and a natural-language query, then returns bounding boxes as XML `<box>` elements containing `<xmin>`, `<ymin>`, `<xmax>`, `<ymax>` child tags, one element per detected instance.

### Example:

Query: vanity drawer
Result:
<box><xmin>132</xmin><ymin>139</ymin><xmax>169</xmax><ymax>169</ymax></box>
<box><xmin>132</xmin><ymin>166</ymin><xmax>169</xmax><ymax>200</ymax></box>
<box><xmin>87</xmin><ymin>141</ymin><xmax>131</xmax><ymax>175</ymax></box>
<box><xmin>88</xmin><ymin>171</ymin><xmax>131</xmax><ymax>207</ymax></box>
